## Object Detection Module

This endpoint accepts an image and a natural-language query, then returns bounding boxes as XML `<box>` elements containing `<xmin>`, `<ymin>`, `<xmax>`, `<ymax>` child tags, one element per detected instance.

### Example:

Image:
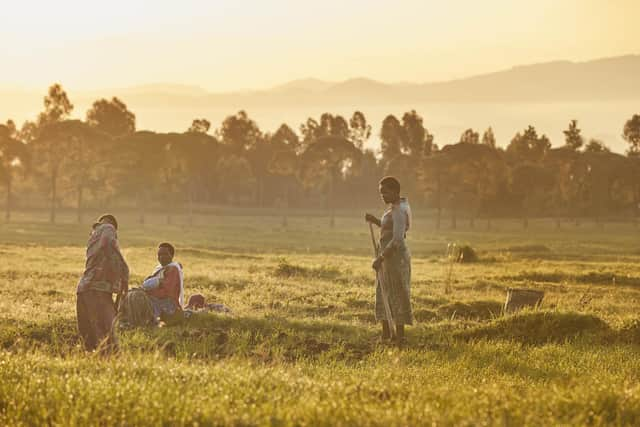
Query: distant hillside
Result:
<box><xmin>416</xmin><ymin>55</ymin><xmax>640</xmax><ymax>102</ymax></box>
<box><xmin>88</xmin><ymin>54</ymin><xmax>640</xmax><ymax>106</ymax></box>
<box><xmin>1</xmin><ymin>55</ymin><xmax>638</xmax><ymax>153</ymax></box>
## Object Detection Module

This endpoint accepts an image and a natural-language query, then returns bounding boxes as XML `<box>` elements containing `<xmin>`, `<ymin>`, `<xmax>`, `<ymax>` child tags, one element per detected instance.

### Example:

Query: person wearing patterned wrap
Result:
<box><xmin>76</xmin><ymin>214</ymin><xmax>129</xmax><ymax>351</ymax></box>
<box><xmin>365</xmin><ymin>176</ymin><xmax>413</xmax><ymax>343</ymax></box>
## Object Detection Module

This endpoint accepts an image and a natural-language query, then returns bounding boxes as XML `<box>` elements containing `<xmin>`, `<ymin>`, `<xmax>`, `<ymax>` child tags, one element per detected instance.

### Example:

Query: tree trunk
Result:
<box><xmin>259</xmin><ymin>178</ymin><xmax>264</xmax><ymax>208</ymax></box>
<box><xmin>50</xmin><ymin>169</ymin><xmax>57</xmax><ymax>224</ymax></box>
<box><xmin>137</xmin><ymin>190</ymin><xmax>145</xmax><ymax>225</ymax></box>
<box><xmin>5</xmin><ymin>178</ymin><xmax>11</xmax><ymax>222</ymax></box>
<box><xmin>486</xmin><ymin>217</ymin><xmax>491</xmax><ymax>231</ymax></box>
<box><xmin>188</xmin><ymin>186</ymin><xmax>194</xmax><ymax>227</ymax></box>
<box><xmin>77</xmin><ymin>185</ymin><xmax>84</xmax><ymax>224</ymax></box>
<box><xmin>523</xmin><ymin>216</ymin><xmax>528</xmax><ymax>229</ymax></box>
<box><xmin>282</xmin><ymin>181</ymin><xmax>289</xmax><ymax>228</ymax></box>
<box><xmin>329</xmin><ymin>171</ymin><xmax>335</xmax><ymax>228</ymax></box>
<box><xmin>451</xmin><ymin>208</ymin><xmax>457</xmax><ymax>230</ymax></box>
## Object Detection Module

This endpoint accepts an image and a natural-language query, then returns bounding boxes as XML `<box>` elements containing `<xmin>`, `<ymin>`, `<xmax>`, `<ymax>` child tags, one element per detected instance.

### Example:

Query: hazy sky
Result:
<box><xmin>1</xmin><ymin>0</ymin><xmax>639</xmax><ymax>92</ymax></box>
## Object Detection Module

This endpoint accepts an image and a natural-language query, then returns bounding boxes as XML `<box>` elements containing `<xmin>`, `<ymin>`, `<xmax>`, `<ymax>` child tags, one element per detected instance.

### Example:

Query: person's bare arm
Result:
<box><xmin>364</xmin><ymin>213</ymin><xmax>381</xmax><ymax>227</ymax></box>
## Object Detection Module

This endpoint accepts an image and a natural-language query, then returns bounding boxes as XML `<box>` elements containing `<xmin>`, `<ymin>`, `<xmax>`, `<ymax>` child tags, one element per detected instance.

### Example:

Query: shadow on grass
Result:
<box><xmin>0</xmin><ymin>317</ymin><xmax>79</xmax><ymax>351</ymax></box>
<box><xmin>437</xmin><ymin>300</ymin><xmax>504</xmax><ymax>321</ymax></box>
<box><xmin>121</xmin><ymin>313</ymin><xmax>378</xmax><ymax>363</ymax></box>
<box><xmin>3</xmin><ymin>310</ymin><xmax>639</xmax><ymax>364</ymax></box>
<box><xmin>502</xmin><ymin>271</ymin><xmax>640</xmax><ymax>287</ymax></box>
<box><xmin>455</xmin><ymin>311</ymin><xmax>610</xmax><ymax>345</ymax></box>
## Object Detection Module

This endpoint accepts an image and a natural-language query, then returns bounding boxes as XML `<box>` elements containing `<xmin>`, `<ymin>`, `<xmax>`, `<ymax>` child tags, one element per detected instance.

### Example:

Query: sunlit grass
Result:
<box><xmin>1</xmin><ymin>215</ymin><xmax>640</xmax><ymax>425</ymax></box>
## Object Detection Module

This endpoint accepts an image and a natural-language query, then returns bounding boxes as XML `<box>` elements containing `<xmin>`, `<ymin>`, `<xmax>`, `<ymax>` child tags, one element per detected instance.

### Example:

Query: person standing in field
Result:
<box><xmin>76</xmin><ymin>214</ymin><xmax>129</xmax><ymax>351</ymax></box>
<box><xmin>365</xmin><ymin>176</ymin><xmax>413</xmax><ymax>343</ymax></box>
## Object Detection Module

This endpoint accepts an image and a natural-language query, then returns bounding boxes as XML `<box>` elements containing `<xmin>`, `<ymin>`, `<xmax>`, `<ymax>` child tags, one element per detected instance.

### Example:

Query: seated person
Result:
<box><xmin>141</xmin><ymin>242</ymin><xmax>184</xmax><ymax>322</ymax></box>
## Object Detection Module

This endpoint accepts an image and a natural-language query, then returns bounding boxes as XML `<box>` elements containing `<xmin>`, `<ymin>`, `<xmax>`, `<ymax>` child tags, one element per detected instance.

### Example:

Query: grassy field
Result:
<box><xmin>1</xmin><ymin>212</ymin><xmax>640</xmax><ymax>426</ymax></box>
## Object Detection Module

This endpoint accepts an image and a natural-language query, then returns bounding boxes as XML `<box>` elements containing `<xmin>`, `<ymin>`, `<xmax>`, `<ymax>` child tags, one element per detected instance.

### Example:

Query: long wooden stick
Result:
<box><xmin>368</xmin><ymin>221</ymin><xmax>396</xmax><ymax>338</ymax></box>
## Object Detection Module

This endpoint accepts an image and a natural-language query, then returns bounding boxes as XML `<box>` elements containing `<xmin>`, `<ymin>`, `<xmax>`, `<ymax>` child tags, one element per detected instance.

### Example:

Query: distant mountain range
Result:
<box><xmin>1</xmin><ymin>54</ymin><xmax>639</xmax><ymax>152</ymax></box>
<box><xmin>77</xmin><ymin>54</ymin><xmax>640</xmax><ymax>106</ymax></box>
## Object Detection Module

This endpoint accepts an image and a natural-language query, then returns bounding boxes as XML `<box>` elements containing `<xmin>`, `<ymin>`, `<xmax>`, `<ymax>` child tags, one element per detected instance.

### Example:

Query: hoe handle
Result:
<box><xmin>368</xmin><ymin>222</ymin><xmax>396</xmax><ymax>338</ymax></box>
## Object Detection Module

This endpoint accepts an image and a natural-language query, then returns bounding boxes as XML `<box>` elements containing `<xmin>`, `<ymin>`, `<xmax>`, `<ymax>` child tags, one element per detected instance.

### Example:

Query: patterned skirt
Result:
<box><xmin>375</xmin><ymin>243</ymin><xmax>413</xmax><ymax>325</ymax></box>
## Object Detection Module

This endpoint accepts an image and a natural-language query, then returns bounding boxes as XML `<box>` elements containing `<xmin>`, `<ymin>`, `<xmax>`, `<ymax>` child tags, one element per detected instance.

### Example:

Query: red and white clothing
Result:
<box><xmin>142</xmin><ymin>262</ymin><xmax>184</xmax><ymax>309</ymax></box>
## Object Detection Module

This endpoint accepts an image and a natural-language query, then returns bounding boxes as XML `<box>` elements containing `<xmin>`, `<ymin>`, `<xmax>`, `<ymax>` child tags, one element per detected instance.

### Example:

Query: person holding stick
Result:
<box><xmin>365</xmin><ymin>176</ymin><xmax>413</xmax><ymax>343</ymax></box>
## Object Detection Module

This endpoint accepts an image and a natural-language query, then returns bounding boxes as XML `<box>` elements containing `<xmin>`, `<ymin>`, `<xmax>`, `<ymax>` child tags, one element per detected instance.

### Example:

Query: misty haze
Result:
<box><xmin>2</xmin><ymin>1</ymin><xmax>640</xmax><ymax>426</ymax></box>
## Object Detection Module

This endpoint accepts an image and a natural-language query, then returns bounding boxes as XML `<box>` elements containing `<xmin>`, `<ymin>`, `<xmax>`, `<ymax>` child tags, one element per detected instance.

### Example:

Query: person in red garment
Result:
<box><xmin>141</xmin><ymin>243</ymin><xmax>184</xmax><ymax>323</ymax></box>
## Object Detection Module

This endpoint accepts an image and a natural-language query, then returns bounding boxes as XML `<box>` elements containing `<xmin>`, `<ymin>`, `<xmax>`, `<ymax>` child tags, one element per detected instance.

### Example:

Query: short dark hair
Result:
<box><xmin>379</xmin><ymin>176</ymin><xmax>400</xmax><ymax>193</ymax></box>
<box><xmin>158</xmin><ymin>242</ymin><xmax>175</xmax><ymax>257</ymax></box>
<box><xmin>98</xmin><ymin>214</ymin><xmax>118</xmax><ymax>230</ymax></box>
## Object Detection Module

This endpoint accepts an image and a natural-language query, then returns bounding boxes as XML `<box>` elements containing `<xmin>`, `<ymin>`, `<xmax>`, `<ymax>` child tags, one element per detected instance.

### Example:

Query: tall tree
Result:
<box><xmin>268</xmin><ymin>124</ymin><xmax>301</xmax><ymax>225</ymax></box>
<box><xmin>459</xmin><ymin>128</ymin><xmax>480</xmax><ymax>144</ymax></box>
<box><xmin>272</xmin><ymin>124</ymin><xmax>300</xmax><ymax>153</ymax></box>
<box><xmin>509</xmin><ymin>163</ymin><xmax>553</xmax><ymax>228</ymax></box>
<box><xmin>0</xmin><ymin>124</ymin><xmax>29</xmax><ymax>221</ymax></box>
<box><xmin>29</xmin><ymin>84</ymin><xmax>74</xmax><ymax>223</ymax></box>
<box><xmin>188</xmin><ymin>118</ymin><xmax>211</xmax><ymax>134</ymax></box>
<box><xmin>401</xmin><ymin>110</ymin><xmax>433</xmax><ymax>157</ymax></box>
<box><xmin>86</xmin><ymin>97</ymin><xmax>135</xmax><ymax>137</ymax></box>
<box><xmin>38</xmin><ymin>83</ymin><xmax>73</xmax><ymax>126</ymax></box>
<box><xmin>623</xmin><ymin>114</ymin><xmax>640</xmax><ymax>156</ymax></box>
<box><xmin>482</xmin><ymin>127</ymin><xmax>496</xmax><ymax>148</ymax></box>
<box><xmin>219</xmin><ymin>111</ymin><xmax>261</xmax><ymax>154</ymax></box>
<box><xmin>171</xmin><ymin>130</ymin><xmax>218</xmax><ymax>225</ymax></box>
<box><xmin>379</xmin><ymin>115</ymin><xmax>403</xmax><ymax>164</ymax></box>
<box><xmin>584</xmin><ymin>139</ymin><xmax>610</xmax><ymax>153</ymax></box>
<box><xmin>64</xmin><ymin>121</ymin><xmax>111</xmax><ymax>223</ymax></box>
<box><xmin>245</xmin><ymin>134</ymin><xmax>275</xmax><ymax>207</ymax></box>
<box><xmin>216</xmin><ymin>154</ymin><xmax>255</xmax><ymax>204</ymax></box>
<box><xmin>506</xmin><ymin>125</ymin><xmax>551</xmax><ymax>163</ymax></box>
<box><xmin>268</xmin><ymin>149</ymin><xmax>299</xmax><ymax>227</ymax></box>
<box><xmin>563</xmin><ymin>119</ymin><xmax>584</xmax><ymax>151</ymax></box>
<box><xmin>118</xmin><ymin>131</ymin><xmax>170</xmax><ymax>224</ymax></box>
<box><xmin>300</xmin><ymin>136</ymin><xmax>362</xmax><ymax>227</ymax></box>
<box><xmin>349</xmin><ymin>111</ymin><xmax>371</xmax><ymax>150</ymax></box>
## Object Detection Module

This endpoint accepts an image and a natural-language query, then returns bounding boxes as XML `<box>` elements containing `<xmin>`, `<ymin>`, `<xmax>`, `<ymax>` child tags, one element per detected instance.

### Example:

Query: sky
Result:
<box><xmin>1</xmin><ymin>0</ymin><xmax>639</xmax><ymax>92</ymax></box>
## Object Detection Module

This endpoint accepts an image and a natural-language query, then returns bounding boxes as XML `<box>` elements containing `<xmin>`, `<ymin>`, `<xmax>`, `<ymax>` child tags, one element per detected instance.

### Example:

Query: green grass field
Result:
<box><xmin>1</xmin><ymin>212</ymin><xmax>640</xmax><ymax>426</ymax></box>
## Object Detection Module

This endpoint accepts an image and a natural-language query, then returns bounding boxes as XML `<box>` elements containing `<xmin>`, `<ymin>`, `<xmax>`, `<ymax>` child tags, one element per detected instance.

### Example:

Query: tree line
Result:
<box><xmin>0</xmin><ymin>83</ymin><xmax>639</xmax><ymax>228</ymax></box>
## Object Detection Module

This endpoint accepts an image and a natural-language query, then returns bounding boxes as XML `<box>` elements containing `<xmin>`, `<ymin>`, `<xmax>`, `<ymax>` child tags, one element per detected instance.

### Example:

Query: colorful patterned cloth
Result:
<box><xmin>76</xmin><ymin>223</ymin><xmax>129</xmax><ymax>294</ymax></box>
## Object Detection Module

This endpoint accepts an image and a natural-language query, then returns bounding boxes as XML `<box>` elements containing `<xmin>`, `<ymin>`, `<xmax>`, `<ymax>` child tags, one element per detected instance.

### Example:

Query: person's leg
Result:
<box><xmin>93</xmin><ymin>291</ymin><xmax>116</xmax><ymax>352</ymax></box>
<box><xmin>381</xmin><ymin>321</ymin><xmax>390</xmax><ymax>340</ymax></box>
<box><xmin>77</xmin><ymin>292</ymin><xmax>98</xmax><ymax>351</ymax></box>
